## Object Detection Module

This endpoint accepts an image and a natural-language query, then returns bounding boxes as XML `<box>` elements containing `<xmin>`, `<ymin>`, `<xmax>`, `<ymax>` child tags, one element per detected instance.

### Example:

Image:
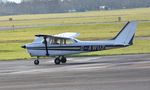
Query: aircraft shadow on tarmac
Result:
<box><xmin>40</xmin><ymin>58</ymin><xmax>148</xmax><ymax>66</ymax></box>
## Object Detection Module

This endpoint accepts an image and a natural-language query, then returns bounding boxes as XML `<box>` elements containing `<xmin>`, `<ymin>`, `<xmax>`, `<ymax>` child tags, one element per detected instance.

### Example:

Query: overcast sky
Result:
<box><xmin>7</xmin><ymin>0</ymin><xmax>21</xmax><ymax>3</ymax></box>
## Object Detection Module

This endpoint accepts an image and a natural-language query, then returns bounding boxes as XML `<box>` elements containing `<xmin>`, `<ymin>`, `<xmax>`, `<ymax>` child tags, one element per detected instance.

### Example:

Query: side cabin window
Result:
<box><xmin>65</xmin><ymin>39</ymin><xmax>74</xmax><ymax>45</ymax></box>
<box><xmin>47</xmin><ymin>38</ymin><xmax>76</xmax><ymax>45</ymax></box>
<box><xmin>34</xmin><ymin>37</ymin><xmax>77</xmax><ymax>45</ymax></box>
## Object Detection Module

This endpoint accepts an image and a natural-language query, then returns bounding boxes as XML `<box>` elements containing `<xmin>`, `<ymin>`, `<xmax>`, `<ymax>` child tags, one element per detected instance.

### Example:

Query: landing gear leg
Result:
<box><xmin>34</xmin><ymin>57</ymin><xmax>39</xmax><ymax>65</ymax></box>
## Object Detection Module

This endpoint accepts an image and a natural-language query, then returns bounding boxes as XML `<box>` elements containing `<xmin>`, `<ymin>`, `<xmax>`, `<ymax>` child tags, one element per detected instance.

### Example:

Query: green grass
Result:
<box><xmin>0</xmin><ymin>8</ymin><xmax>150</xmax><ymax>27</ymax></box>
<box><xmin>0</xmin><ymin>8</ymin><xmax>150</xmax><ymax>60</ymax></box>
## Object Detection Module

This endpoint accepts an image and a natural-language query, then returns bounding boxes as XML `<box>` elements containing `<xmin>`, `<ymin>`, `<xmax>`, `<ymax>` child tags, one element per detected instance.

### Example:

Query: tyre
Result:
<box><xmin>34</xmin><ymin>60</ymin><xmax>39</xmax><ymax>65</ymax></box>
<box><xmin>54</xmin><ymin>58</ymin><xmax>61</xmax><ymax>65</ymax></box>
<box><xmin>61</xmin><ymin>57</ymin><xmax>67</xmax><ymax>63</ymax></box>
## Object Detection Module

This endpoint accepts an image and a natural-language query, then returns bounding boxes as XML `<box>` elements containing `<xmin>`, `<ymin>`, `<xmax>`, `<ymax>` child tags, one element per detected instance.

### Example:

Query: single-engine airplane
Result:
<box><xmin>22</xmin><ymin>21</ymin><xmax>137</xmax><ymax>65</ymax></box>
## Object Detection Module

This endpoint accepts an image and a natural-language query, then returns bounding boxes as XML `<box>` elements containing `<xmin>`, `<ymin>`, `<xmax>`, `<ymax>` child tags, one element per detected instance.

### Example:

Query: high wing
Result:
<box><xmin>54</xmin><ymin>32</ymin><xmax>80</xmax><ymax>39</ymax></box>
<box><xmin>35</xmin><ymin>34</ymin><xmax>70</xmax><ymax>39</ymax></box>
<box><xmin>35</xmin><ymin>32</ymin><xmax>80</xmax><ymax>39</ymax></box>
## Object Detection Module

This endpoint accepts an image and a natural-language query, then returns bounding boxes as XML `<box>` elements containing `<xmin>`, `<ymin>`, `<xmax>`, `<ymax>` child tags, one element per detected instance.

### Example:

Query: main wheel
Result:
<box><xmin>61</xmin><ymin>57</ymin><xmax>67</xmax><ymax>63</ymax></box>
<box><xmin>34</xmin><ymin>59</ymin><xmax>39</xmax><ymax>65</ymax></box>
<box><xmin>54</xmin><ymin>58</ymin><xmax>61</xmax><ymax>65</ymax></box>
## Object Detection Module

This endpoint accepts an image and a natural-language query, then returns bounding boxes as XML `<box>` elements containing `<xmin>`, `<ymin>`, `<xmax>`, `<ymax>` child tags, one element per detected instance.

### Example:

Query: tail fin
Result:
<box><xmin>113</xmin><ymin>21</ymin><xmax>137</xmax><ymax>45</ymax></box>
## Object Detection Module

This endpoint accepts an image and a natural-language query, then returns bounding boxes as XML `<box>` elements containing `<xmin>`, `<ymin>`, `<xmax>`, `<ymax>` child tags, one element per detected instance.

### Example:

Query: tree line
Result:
<box><xmin>0</xmin><ymin>0</ymin><xmax>150</xmax><ymax>16</ymax></box>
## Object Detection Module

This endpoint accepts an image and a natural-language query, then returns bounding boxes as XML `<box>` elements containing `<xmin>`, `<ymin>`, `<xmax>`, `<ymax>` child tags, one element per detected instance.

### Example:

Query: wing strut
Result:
<box><xmin>44</xmin><ymin>37</ymin><xmax>49</xmax><ymax>56</ymax></box>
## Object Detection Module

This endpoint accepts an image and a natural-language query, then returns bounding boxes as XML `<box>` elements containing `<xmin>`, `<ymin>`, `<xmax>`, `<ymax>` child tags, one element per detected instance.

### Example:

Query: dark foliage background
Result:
<box><xmin>0</xmin><ymin>0</ymin><xmax>150</xmax><ymax>15</ymax></box>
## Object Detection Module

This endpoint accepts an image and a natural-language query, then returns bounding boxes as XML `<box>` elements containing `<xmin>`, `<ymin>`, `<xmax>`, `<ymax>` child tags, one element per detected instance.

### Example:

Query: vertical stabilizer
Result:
<box><xmin>113</xmin><ymin>21</ymin><xmax>137</xmax><ymax>45</ymax></box>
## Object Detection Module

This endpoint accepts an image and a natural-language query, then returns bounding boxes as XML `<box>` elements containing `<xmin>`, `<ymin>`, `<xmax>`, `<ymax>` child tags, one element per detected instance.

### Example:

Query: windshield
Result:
<box><xmin>33</xmin><ymin>37</ymin><xmax>43</xmax><ymax>43</ymax></box>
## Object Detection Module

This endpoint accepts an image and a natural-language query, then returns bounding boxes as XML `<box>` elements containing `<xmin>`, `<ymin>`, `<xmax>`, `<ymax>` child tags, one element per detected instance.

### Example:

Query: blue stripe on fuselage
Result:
<box><xmin>26</xmin><ymin>45</ymin><xmax>126</xmax><ymax>51</ymax></box>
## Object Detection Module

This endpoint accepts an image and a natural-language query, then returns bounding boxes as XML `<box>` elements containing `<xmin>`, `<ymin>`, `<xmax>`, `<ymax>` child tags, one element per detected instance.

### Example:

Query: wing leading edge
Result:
<box><xmin>36</xmin><ymin>32</ymin><xmax>80</xmax><ymax>39</ymax></box>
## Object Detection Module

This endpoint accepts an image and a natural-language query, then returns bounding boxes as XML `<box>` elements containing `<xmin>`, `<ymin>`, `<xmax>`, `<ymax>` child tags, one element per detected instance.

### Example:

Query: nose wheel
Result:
<box><xmin>34</xmin><ymin>59</ymin><xmax>39</xmax><ymax>65</ymax></box>
<box><xmin>54</xmin><ymin>56</ymin><xmax>67</xmax><ymax>65</ymax></box>
<box><xmin>34</xmin><ymin>57</ymin><xmax>40</xmax><ymax>65</ymax></box>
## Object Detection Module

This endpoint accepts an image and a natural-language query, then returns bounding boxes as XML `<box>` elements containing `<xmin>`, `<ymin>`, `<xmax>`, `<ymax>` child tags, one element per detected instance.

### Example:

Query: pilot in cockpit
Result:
<box><xmin>53</xmin><ymin>39</ymin><xmax>59</xmax><ymax>45</ymax></box>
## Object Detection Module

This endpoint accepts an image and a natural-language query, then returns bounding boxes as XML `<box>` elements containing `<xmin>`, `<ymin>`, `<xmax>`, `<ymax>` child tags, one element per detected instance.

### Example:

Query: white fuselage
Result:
<box><xmin>25</xmin><ymin>40</ymin><xmax>124</xmax><ymax>57</ymax></box>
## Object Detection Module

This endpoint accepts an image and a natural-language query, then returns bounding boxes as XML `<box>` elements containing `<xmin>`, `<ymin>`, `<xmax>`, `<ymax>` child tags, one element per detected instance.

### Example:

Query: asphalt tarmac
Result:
<box><xmin>0</xmin><ymin>54</ymin><xmax>150</xmax><ymax>90</ymax></box>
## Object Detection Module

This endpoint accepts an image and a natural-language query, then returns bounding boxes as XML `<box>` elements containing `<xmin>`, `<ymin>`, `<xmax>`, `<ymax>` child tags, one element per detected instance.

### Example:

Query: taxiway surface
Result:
<box><xmin>0</xmin><ymin>54</ymin><xmax>150</xmax><ymax>90</ymax></box>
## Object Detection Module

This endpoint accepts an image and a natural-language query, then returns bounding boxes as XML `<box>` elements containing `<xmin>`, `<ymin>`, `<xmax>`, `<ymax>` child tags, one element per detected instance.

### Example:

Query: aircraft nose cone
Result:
<box><xmin>21</xmin><ymin>45</ymin><xmax>26</xmax><ymax>49</ymax></box>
